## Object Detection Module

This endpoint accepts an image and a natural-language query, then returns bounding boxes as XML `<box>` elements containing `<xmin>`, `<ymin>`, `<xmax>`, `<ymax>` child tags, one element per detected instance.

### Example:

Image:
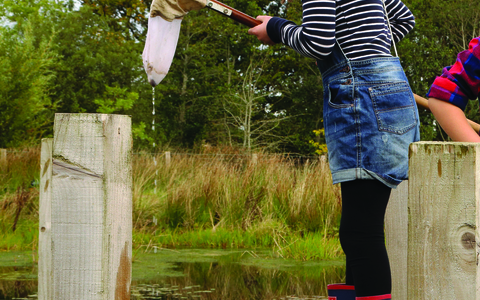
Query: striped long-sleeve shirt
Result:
<box><xmin>426</xmin><ymin>37</ymin><xmax>480</xmax><ymax>110</ymax></box>
<box><xmin>266</xmin><ymin>0</ymin><xmax>415</xmax><ymax>61</ymax></box>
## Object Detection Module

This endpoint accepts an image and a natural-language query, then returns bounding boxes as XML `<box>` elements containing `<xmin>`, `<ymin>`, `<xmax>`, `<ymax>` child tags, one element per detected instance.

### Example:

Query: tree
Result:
<box><xmin>143</xmin><ymin>2</ymin><xmax>269</xmax><ymax>148</ymax></box>
<box><xmin>222</xmin><ymin>58</ymin><xmax>292</xmax><ymax>151</ymax></box>
<box><xmin>438</xmin><ymin>0</ymin><xmax>480</xmax><ymax>51</ymax></box>
<box><xmin>94</xmin><ymin>85</ymin><xmax>138</xmax><ymax>114</ymax></box>
<box><xmin>81</xmin><ymin>0</ymin><xmax>150</xmax><ymax>40</ymax></box>
<box><xmin>0</xmin><ymin>18</ymin><xmax>57</xmax><ymax>147</ymax></box>
<box><xmin>4</xmin><ymin>0</ymin><xmax>477</xmax><ymax>150</ymax></box>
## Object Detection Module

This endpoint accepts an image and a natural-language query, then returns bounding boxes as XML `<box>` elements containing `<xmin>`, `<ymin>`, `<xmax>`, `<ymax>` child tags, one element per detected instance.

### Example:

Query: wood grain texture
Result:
<box><xmin>38</xmin><ymin>114</ymin><xmax>132</xmax><ymax>300</ymax></box>
<box><xmin>39</xmin><ymin>138</ymin><xmax>53</xmax><ymax>300</ymax></box>
<box><xmin>385</xmin><ymin>180</ymin><xmax>408</xmax><ymax>300</ymax></box>
<box><xmin>408</xmin><ymin>142</ymin><xmax>479</xmax><ymax>300</ymax></box>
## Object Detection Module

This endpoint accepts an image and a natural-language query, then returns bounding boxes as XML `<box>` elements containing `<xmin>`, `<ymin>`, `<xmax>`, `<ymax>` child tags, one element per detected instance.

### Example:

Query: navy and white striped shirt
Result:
<box><xmin>266</xmin><ymin>0</ymin><xmax>415</xmax><ymax>61</ymax></box>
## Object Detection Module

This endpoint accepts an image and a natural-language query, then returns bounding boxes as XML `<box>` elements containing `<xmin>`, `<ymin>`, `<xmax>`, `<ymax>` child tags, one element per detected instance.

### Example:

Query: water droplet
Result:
<box><xmin>152</xmin><ymin>87</ymin><xmax>157</xmax><ymax>195</ymax></box>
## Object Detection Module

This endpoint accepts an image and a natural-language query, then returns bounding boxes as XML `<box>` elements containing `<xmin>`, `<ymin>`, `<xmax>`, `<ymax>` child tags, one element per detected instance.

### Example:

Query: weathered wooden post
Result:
<box><xmin>385</xmin><ymin>180</ymin><xmax>408</xmax><ymax>300</ymax></box>
<box><xmin>39</xmin><ymin>138</ymin><xmax>53</xmax><ymax>299</ymax></box>
<box><xmin>408</xmin><ymin>142</ymin><xmax>479</xmax><ymax>299</ymax></box>
<box><xmin>251</xmin><ymin>153</ymin><xmax>258</xmax><ymax>165</ymax></box>
<box><xmin>39</xmin><ymin>114</ymin><xmax>132</xmax><ymax>300</ymax></box>
<box><xmin>165</xmin><ymin>151</ymin><xmax>171</xmax><ymax>166</ymax></box>
<box><xmin>0</xmin><ymin>148</ymin><xmax>6</xmax><ymax>171</ymax></box>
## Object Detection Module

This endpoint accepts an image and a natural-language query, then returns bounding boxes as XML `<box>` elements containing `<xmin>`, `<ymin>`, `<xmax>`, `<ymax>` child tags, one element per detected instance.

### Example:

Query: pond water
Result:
<box><xmin>0</xmin><ymin>249</ymin><xmax>345</xmax><ymax>300</ymax></box>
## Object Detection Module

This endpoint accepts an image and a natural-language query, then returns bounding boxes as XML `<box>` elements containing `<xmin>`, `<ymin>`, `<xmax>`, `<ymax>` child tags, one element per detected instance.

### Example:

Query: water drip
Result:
<box><xmin>152</xmin><ymin>87</ymin><xmax>157</xmax><ymax>195</ymax></box>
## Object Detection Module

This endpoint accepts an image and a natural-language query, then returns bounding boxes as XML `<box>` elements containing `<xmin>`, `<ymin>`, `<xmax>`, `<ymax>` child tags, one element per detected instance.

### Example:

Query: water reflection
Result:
<box><xmin>0</xmin><ymin>249</ymin><xmax>345</xmax><ymax>300</ymax></box>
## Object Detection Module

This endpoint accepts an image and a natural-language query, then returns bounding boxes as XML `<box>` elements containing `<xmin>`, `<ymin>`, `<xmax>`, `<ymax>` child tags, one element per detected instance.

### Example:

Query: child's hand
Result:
<box><xmin>248</xmin><ymin>16</ymin><xmax>275</xmax><ymax>45</ymax></box>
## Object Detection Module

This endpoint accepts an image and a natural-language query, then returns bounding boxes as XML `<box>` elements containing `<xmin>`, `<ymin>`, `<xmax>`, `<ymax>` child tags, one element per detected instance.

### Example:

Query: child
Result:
<box><xmin>248</xmin><ymin>1</ymin><xmax>420</xmax><ymax>299</ymax></box>
<box><xmin>427</xmin><ymin>36</ymin><xmax>480</xmax><ymax>142</ymax></box>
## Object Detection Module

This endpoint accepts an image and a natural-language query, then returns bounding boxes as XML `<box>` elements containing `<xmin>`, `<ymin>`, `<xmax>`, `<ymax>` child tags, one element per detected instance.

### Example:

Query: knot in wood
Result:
<box><xmin>461</xmin><ymin>232</ymin><xmax>475</xmax><ymax>250</ymax></box>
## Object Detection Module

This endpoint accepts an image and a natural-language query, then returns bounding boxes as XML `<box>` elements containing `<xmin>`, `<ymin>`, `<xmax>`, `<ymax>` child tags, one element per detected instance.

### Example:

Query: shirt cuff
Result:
<box><xmin>427</xmin><ymin>76</ymin><xmax>469</xmax><ymax>111</ymax></box>
<box><xmin>266</xmin><ymin>17</ymin><xmax>294</xmax><ymax>44</ymax></box>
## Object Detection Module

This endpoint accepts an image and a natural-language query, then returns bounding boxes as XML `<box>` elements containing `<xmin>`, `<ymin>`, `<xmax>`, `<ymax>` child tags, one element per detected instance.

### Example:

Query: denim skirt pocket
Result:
<box><xmin>368</xmin><ymin>81</ymin><xmax>417</xmax><ymax>135</ymax></box>
<box><xmin>327</xmin><ymin>80</ymin><xmax>354</xmax><ymax>109</ymax></box>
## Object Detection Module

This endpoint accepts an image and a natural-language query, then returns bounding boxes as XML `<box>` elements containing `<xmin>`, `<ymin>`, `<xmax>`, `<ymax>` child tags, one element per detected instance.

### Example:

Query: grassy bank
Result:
<box><xmin>0</xmin><ymin>148</ymin><xmax>40</xmax><ymax>252</ymax></box>
<box><xmin>0</xmin><ymin>147</ymin><xmax>343</xmax><ymax>260</ymax></box>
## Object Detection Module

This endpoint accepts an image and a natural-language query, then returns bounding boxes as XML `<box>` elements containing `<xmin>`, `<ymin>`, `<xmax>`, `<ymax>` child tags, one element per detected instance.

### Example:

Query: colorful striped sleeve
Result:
<box><xmin>427</xmin><ymin>37</ymin><xmax>480</xmax><ymax>111</ymax></box>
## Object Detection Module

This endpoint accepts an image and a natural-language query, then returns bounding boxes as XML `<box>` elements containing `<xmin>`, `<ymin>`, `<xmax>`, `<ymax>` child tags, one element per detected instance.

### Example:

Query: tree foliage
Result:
<box><xmin>0</xmin><ymin>8</ymin><xmax>58</xmax><ymax>147</ymax></box>
<box><xmin>0</xmin><ymin>0</ymin><xmax>479</xmax><ymax>150</ymax></box>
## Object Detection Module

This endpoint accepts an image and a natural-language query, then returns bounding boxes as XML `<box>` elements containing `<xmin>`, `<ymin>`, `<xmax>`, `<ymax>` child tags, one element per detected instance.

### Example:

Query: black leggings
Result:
<box><xmin>339</xmin><ymin>180</ymin><xmax>392</xmax><ymax>297</ymax></box>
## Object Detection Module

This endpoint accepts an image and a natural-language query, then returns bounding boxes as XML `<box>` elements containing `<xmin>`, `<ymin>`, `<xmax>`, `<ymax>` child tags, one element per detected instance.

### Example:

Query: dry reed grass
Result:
<box><xmin>133</xmin><ymin>151</ymin><xmax>341</xmax><ymax>237</ymax></box>
<box><xmin>0</xmin><ymin>148</ymin><xmax>40</xmax><ymax>250</ymax></box>
<box><xmin>1</xmin><ymin>146</ymin><xmax>343</xmax><ymax>259</ymax></box>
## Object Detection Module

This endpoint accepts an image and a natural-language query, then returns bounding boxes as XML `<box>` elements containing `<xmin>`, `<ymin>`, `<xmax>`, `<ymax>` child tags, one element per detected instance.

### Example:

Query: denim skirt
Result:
<box><xmin>319</xmin><ymin>54</ymin><xmax>420</xmax><ymax>188</ymax></box>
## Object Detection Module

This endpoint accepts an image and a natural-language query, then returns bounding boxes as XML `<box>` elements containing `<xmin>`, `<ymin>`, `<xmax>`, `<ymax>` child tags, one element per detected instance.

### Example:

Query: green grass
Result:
<box><xmin>0</xmin><ymin>147</ymin><xmax>344</xmax><ymax>260</ymax></box>
<box><xmin>1</xmin><ymin>148</ymin><xmax>40</xmax><ymax>251</ymax></box>
<box><xmin>0</xmin><ymin>220</ymin><xmax>39</xmax><ymax>251</ymax></box>
<box><xmin>133</xmin><ymin>227</ymin><xmax>342</xmax><ymax>261</ymax></box>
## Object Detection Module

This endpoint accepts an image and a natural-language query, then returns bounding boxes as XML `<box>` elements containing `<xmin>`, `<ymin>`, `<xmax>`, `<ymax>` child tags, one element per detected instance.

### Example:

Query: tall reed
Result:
<box><xmin>1</xmin><ymin>147</ymin><xmax>344</xmax><ymax>260</ymax></box>
<box><xmin>133</xmin><ymin>151</ymin><xmax>343</xmax><ymax>259</ymax></box>
<box><xmin>134</xmin><ymin>153</ymin><xmax>341</xmax><ymax>234</ymax></box>
<box><xmin>0</xmin><ymin>148</ymin><xmax>40</xmax><ymax>250</ymax></box>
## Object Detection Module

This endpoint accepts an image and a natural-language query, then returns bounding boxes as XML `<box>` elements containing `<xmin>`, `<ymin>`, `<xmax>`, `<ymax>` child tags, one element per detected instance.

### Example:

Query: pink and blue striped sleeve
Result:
<box><xmin>427</xmin><ymin>37</ymin><xmax>480</xmax><ymax>111</ymax></box>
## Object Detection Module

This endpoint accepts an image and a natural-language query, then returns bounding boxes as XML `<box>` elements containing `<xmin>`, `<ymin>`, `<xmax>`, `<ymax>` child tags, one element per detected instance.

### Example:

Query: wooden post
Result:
<box><xmin>39</xmin><ymin>138</ymin><xmax>53</xmax><ymax>300</ymax></box>
<box><xmin>0</xmin><ymin>148</ymin><xmax>6</xmax><ymax>171</ymax></box>
<box><xmin>385</xmin><ymin>180</ymin><xmax>408</xmax><ymax>300</ymax></box>
<box><xmin>39</xmin><ymin>114</ymin><xmax>132</xmax><ymax>300</ymax></box>
<box><xmin>251</xmin><ymin>153</ymin><xmax>258</xmax><ymax>165</ymax></box>
<box><xmin>165</xmin><ymin>151</ymin><xmax>171</xmax><ymax>166</ymax></box>
<box><xmin>408</xmin><ymin>142</ymin><xmax>479</xmax><ymax>299</ymax></box>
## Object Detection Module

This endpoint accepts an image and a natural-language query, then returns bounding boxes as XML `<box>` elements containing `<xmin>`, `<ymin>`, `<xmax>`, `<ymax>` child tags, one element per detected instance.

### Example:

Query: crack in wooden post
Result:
<box><xmin>39</xmin><ymin>114</ymin><xmax>132</xmax><ymax>300</ymax></box>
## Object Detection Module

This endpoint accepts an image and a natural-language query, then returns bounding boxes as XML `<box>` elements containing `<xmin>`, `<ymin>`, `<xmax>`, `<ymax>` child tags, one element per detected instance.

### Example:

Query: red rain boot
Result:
<box><xmin>356</xmin><ymin>294</ymin><xmax>391</xmax><ymax>300</ymax></box>
<box><xmin>327</xmin><ymin>284</ymin><xmax>356</xmax><ymax>300</ymax></box>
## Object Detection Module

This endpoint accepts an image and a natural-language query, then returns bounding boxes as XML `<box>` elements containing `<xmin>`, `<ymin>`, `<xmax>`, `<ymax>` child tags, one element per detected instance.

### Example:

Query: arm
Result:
<box><xmin>248</xmin><ymin>0</ymin><xmax>337</xmax><ymax>60</ymax></box>
<box><xmin>385</xmin><ymin>0</ymin><xmax>415</xmax><ymax>43</ymax></box>
<box><xmin>426</xmin><ymin>37</ymin><xmax>480</xmax><ymax>142</ymax></box>
<box><xmin>429</xmin><ymin>97</ymin><xmax>480</xmax><ymax>142</ymax></box>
